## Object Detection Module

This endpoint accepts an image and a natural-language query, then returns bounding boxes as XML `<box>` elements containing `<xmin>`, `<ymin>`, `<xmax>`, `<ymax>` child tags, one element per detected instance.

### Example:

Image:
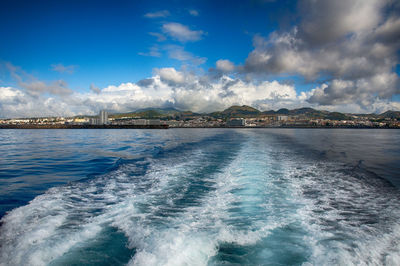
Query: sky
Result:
<box><xmin>0</xmin><ymin>0</ymin><xmax>399</xmax><ymax>118</ymax></box>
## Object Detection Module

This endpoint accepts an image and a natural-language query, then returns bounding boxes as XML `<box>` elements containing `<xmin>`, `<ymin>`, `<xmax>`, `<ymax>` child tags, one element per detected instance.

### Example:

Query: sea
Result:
<box><xmin>0</xmin><ymin>128</ymin><xmax>399</xmax><ymax>265</ymax></box>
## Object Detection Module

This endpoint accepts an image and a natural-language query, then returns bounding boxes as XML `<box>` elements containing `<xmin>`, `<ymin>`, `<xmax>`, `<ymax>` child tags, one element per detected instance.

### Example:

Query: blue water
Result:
<box><xmin>0</xmin><ymin>129</ymin><xmax>399</xmax><ymax>265</ymax></box>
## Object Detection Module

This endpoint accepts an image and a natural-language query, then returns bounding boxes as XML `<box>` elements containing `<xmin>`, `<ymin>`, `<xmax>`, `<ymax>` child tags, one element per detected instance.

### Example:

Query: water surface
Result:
<box><xmin>0</xmin><ymin>128</ymin><xmax>399</xmax><ymax>265</ymax></box>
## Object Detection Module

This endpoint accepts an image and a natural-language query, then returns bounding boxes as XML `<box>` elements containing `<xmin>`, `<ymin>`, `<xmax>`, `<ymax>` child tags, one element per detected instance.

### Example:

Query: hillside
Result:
<box><xmin>111</xmin><ymin>107</ymin><xmax>183</xmax><ymax>119</ymax></box>
<box><xmin>211</xmin><ymin>105</ymin><xmax>260</xmax><ymax>118</ymax></box>
<box><xmin>380</xmin><ymin>110</ymin><xmax>400</xmax><ymax>119</ymax></box>
<box><xmin>109</xmin><ymin>106</ymin><xmax>399</xmax><ymax>121</ymax></box>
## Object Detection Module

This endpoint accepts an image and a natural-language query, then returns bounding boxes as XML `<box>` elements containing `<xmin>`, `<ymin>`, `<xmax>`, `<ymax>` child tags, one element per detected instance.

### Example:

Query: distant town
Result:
<box><xmin>1</xmin><ymin>105</ymin><xmax>399</xmax><ymax>129</ymax></box>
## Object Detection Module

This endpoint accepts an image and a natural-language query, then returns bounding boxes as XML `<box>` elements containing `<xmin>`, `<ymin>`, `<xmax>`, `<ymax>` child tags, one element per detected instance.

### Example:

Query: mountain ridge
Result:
<box><xmin>106</xmin><ymin>105</ymin><xmax>399</xmax><ymax>120</ymax></box>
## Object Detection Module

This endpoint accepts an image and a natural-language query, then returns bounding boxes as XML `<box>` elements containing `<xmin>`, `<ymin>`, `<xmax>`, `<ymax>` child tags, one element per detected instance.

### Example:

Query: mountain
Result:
<box><xmin>134</xmin><ymin>107</ymin><xmax>182</xmax><ymax>115</ymax></box>
<box><xmin>109</xmin><ymin>105</ymin><xmax>399</xmax><ymax>121</ymax></box>
<box><xmin>262</xmin><ymin>110</ymin><xmax>276</xmax><ymax>115</ymax></box>
<box><xmin>289</xmin><ymin>108</ymin><xmax>334</xmax><ymax>118</ymax></box>
<box><xmin>111</xmin><ymin>107</ymin><xmax>197</xmax><ymax>119</ymax></box>
<box><xmin>276</xmin><ymin>108</ymin><xmax>289</xmax><ymax>115</ymax></box>
<box><xmin>211</xmin><ymin>105</ymin><xmax>261</xmax><ymax>118</ymax></box>
<box><xmin>290</xmin><ymin>107</ymin><xmax>315</xmax><ymax>114</ymax></box>
<box><xmin>223</xmin><ymin>105</ymin><xmax>260</xmax><ymax>115</ymax></box>
<box><xmin>380</xmin><ymin>110</ymin><xmax>400</xmax><ymax>119</ymax></box>
<box><xmin>325</xmin><ymin>112</ymin><xmax>350</xmax><ymax>120</ymax></box>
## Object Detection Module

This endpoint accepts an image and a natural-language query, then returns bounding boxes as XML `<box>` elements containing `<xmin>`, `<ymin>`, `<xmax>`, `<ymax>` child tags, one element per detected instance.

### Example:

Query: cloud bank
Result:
<box><xmin>2</xmin><ymin>66</ymin><xmax>399</xmax><ymax>118</ymax></box>
<box><xmin>0</xmin><ymin>67</ymin><xmax>305</xmax><ymax>118</ymax></box>
<box><xmin>243</xmin><ymin>0</ymin><xmax>400</xmax><ymax>109</ymax></box>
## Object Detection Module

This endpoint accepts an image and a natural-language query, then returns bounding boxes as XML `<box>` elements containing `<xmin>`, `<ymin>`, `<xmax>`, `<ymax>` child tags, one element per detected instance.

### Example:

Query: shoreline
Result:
<box><xmin>0</xmin><ymin>124</ymin><xmax>169</xmax><ymax>129</ymax></box>
<box><xmin>0</xmin><ymin>125</ymin><xmax>398</xmax><ymax>129</ymax></box>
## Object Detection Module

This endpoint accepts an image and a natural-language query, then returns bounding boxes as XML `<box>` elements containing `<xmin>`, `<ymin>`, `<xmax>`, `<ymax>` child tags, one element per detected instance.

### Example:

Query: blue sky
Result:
<box><xmin>0</xmin><ymin>0</ymin><xmax>399</xmax><ymax>117</ymax></box>
<box><xmin>0</xmin><ymin>0</ymin><xmax>293</xmax><ymax>89</ymax></box>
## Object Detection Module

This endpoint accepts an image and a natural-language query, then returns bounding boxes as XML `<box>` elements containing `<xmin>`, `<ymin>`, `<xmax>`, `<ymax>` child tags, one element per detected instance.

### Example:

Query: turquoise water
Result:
<box><xmin>0</xmin><ymin>129</ymin><xmax>400</xmax><ymax>265</ymax></box>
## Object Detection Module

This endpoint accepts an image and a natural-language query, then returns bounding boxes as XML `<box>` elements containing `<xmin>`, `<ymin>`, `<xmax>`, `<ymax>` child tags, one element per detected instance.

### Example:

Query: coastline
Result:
<box><xmin>0</xmin><ymin>124</ymin><xmax>169</xmax><ymax>129</ymax></box>
<box><xmin>0</xmin><ymin>124</ymin><xmax>398</xmax><ymax>129</ymax></box>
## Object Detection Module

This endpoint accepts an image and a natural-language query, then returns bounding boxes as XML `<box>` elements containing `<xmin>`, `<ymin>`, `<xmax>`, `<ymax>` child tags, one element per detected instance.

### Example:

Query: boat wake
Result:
<box><xmin>1</xmin><ymin>130</ymin><xmax>400</xmax><ymax>265</ymax></box>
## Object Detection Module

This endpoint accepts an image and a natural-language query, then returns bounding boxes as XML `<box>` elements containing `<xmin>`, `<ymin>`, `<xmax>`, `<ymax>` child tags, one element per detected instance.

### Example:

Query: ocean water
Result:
<box><xmin>0</xmin><ymin>128</ymin><xmax>399</xmax><ymax>266</ymax></box>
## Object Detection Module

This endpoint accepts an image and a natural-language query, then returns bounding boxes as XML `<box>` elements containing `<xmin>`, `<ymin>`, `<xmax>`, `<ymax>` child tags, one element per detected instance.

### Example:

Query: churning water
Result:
<box><xmin>0</xmin><ymin>129</ymin><xmax>399</xmax><ymax>265</ymax></box>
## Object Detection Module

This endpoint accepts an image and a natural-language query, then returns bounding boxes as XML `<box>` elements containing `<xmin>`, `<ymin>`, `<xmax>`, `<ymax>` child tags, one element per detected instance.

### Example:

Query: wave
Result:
<box><xmin>1</xmin><ymin>129</ymin><xmax>400</xmax><ymax>265</ymax></box>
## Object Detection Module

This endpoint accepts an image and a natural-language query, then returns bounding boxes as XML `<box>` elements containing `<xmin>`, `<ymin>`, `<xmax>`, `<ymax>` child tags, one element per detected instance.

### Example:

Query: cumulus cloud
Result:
<box><xmin>1</xmin><ymin>65</ymin><xmax>399</xmax><ymax>118</ymax></box>
<box><xmin>136</xmin><ymin>78</ymin><xmax>154</xmax><ymax>87</ymax></box>
<box><xmin>155</xmin><ymin>67</ymin><xmax>185</xmax><ymax>84</ymax></box>
<box><xmin>89</xmin><ymin>83</ymin><xmax>101</xmax><ymax>94</ymax></box>
<box><xmin>0</xmin><ymin>86</ymin><xmax>73</xmax><ymax>118</ymax></box>
<box><xmin>51</xmin><ymin>63</ymin><xmax>77</xmax><ymax>74</ymax></box>
<box><xmin>93</xmin><ymin>71</ymin><xmax>299</xmax><ymax>113</ymax></box>
<box><xmin>162</xmin><ymin>22</ymin><xmax>204</xmax><ymax>42</ymax></box>
<box><xmin>0</xmin><ymin>66</ymin><xmax>307</xmax><ymax>118</ymax></box>
<box><xmin>308</xmin><ymin>73</ymin><xmax>399</xmax><ymax>107</ymax></box>
<box><xmin>298</xmin><ymin>0</ymin><xmax>383</xmax><ymax>45</ymax></box>
<box><xmin>216</xmin><ymin>59</ymin><xmax>235</xmax><ymax>73</ymax></box>
<box><xmin>243</xmin><ymin>0</ymin><xmax>400</xmax><ymax>107</ymax></box>
<box><xmin>144</xmin><ymin>10</ymin><xmax>170</xmax><ymax>18</ymax></box>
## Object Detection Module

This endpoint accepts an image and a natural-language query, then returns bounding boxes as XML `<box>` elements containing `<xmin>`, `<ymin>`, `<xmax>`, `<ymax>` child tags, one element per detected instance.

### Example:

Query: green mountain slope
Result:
<box><xmin>109</xmin><ymin>105</ymin><xmax>399</xmax><ymax>121</ymax></box>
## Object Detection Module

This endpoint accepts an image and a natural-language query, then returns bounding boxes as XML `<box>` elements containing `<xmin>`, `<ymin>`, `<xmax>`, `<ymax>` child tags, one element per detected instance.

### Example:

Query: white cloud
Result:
<box><xmin>299</xmin><ymin>0</ymin><xmax>383</xmax><ymax>45</ymax></box>
<box><xmin>155</xmin><ymin>68</ymin><xmax>185</xmax><ymax>84</ymax></box>
<box><xmin>144</xmin><ymin>10</ymin><xmax>170</xmax><ymax>18</ymax></box>
<box><xmin>216</xmin><ymin>59</ymin><xmax>235</xmax><ymax>72</ymax></box>
<box><xmin>243</xmin><ymin>0</ymin><xmax>400</xmax><ymax>106</ymax></box>
<box><xmin>51</xmin><ymin>63</ymin><xmax>77</xmax><ymax>74</ymax></box>
<box><xmin>1</xmin><ymin>67</ymin><xmax>399</xmax><ymax>119</ymax></box>
<box><xmin>0</xmin><ymin>87</ymin><xmax>24</xmax><ymax>102</ymax></box>
<box><xmin>162</xmin><ymin>22</ymin><xmax>204</xmax><ymax>42</ymax></box>
<box><xmin>0</xmin><ymin>86</ymin><xmax>73</xmax><ymax>118</ymax></box>
<box><xmin>0</xmin><ymin>66</ymin><xmax>307</xmax><ymax>118</ymax></box>
<box><xmin>89</xmin><ymin>83</ymin><xmax>101</xmax><ymax>94</ymax></box>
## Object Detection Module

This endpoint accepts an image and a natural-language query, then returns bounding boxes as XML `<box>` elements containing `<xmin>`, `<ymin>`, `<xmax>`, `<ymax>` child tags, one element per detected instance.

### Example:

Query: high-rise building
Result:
<box><xmin>99</xmin><ymin>110</ymin><xmax>108</xmax><ymax>124</ymax></box>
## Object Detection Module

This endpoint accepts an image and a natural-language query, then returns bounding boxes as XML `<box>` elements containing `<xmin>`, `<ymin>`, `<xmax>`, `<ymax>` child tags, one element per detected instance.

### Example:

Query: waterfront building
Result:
<box><xmin>133</xmin><ymin>119</ymin><xmax>148</xmax><ymax>126</ymax></box>
<box><xmin>227</xmin><ymin>118</ymin><xmax>246</xmax><ymax>127</ymax></box>
<box><xmin>73</xmin><ymin>117</ymin><xmax>89</xmax><ymax>124</ymax></box>
<box><xmin>99</xmin><ymin>110</ymin><xmax>109</xmax><ymax>124</ymax></box>
<box><xmin>148</xmin><ymin>119</ymin><xmax>161</xmax><ymax>126</ymax></box>
<box><xmin>90</xmin><ymin>117</ymin><xmax>99</xmax><ymax>125</ymax></box>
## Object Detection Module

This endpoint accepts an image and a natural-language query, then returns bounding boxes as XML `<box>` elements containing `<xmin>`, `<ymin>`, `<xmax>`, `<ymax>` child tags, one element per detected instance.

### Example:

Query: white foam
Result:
<box><xmin>123</xmin><ymin>133</ymin><xmax>303</xmax><ymax>265</ymax></box>
<box><xmin>0</xmin><ymin>141</ymin><xmax>218</xmax><ymax>265</ymax></box>
<box><xmin>282</xmin><ymin>159</ymin><xmax>400</xmax><ymax>266</ymax></box>
<box><xmin>2</xmin><ymin>130</ymin><xmax>400</xmax><ymax>265</ymax></box>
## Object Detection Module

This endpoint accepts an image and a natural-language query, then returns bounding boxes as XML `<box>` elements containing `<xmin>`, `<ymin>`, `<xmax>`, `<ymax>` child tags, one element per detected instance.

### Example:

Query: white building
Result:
<box><xmin>90</xmin><ymin>117</ymin><xmax>99</xmax><ymax>125</ymax></box>
<box><xmin>99</xmin><ymin>110</ymin><xmax>108</xmax><ymax>124</ymax></box>
<box><xmin>148</xmin><ymin>119</ymin><xmax>161</xmax><ymax>125</ymax></box>
<box><xmin>227</xmin><ymin>118</ymin><xmax>246</xmax><ymax>127</ymax></box>
<box><xmin>133</xmin><ymin>119</ymin><xmax>148</xmax><ymax>125</ymax></box>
